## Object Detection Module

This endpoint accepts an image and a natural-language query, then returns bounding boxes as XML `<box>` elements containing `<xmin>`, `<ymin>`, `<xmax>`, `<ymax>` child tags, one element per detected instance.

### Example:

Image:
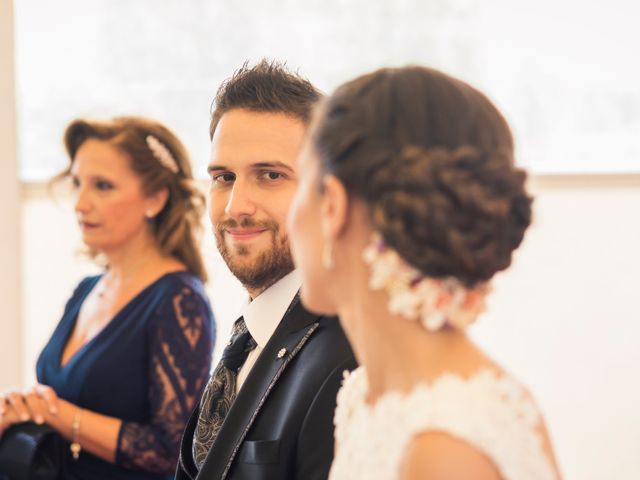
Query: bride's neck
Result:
<box><xmin>331</xmin><ymin>217</ymin><xmax>488</xmax><ymax>403</ymax></box>
<box><xmin>336</xmin><ymin>276</ymin><xmax>478</xmax><ymax>404</ymax></box>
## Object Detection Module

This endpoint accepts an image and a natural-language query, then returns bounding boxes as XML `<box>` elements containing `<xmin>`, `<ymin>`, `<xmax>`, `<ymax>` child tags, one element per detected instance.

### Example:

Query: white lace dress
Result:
<box><xmin>329</xmin><ymin>367</ymin><xmax>557</xmax><ymax>480</ymax></box>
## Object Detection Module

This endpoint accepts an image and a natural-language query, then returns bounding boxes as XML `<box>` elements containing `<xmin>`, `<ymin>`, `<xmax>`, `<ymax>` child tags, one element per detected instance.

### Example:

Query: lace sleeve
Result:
<box><xmin>116</xmin><ymin>285</ymin><xmax>215</xmax><ymax>474</ymax></box>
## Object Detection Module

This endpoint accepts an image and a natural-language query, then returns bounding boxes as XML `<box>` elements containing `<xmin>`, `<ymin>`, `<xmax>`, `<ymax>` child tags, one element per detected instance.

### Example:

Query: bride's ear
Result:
<box><xmin>320</xmin><ymin>174</ymin><xmax>349</xmax><ymax>243</ymax></box>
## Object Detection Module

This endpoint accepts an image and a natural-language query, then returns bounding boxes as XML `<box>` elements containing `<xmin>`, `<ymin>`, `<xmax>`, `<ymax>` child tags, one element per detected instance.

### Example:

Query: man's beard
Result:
<box><xmin>215</xmin><ymin>217</ymin><xmax>295</xmax><ymax>294</ymax></box>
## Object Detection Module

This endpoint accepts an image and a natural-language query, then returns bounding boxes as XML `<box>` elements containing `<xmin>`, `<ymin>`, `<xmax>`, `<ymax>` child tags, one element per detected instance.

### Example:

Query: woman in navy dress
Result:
<box><xmin>0</xmin><ymin>117</ymin><xmax>215</xmax><ymax>479</ymax></box>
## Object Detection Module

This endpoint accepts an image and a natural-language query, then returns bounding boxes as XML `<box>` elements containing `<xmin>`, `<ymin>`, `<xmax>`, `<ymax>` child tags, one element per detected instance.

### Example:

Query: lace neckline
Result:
<box><xmin>59</xmin><ymin>271</ymin><xmax>190</xmax><ymax>370</ymax></box>
<box><xmin>330</xmin><ymin>366</ymin><xmax>558</xmax><ymax>480</ymax></box>
<box><xmin>353</xmin><ymin>366</ymin><xmax>518</xmax><ymax>411</ymax></box>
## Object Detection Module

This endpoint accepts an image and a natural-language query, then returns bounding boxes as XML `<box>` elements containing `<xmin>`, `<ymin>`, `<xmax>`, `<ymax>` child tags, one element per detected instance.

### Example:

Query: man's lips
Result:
<box><xmin>225</xmin><ymin>228</ymin><xmax>268</xmax><ymax>241</ymax></box>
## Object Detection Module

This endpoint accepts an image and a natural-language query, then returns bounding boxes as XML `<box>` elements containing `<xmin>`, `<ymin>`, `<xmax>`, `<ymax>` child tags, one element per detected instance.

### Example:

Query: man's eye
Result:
<box><xmin>260</xmin><ymin>171</ymin><xmax>284</xmax><ymax>181</ymax></box>
<box><xmin>213</xmin><ymin>172</ymin><xmax>236</xmax><ymax>184</ymax></box>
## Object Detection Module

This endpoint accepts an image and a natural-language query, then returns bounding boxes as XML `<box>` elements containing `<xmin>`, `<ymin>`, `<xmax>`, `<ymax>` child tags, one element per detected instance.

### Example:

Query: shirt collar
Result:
<box><xmin>240</xmin><ymin>269</ymin><xmax>302</xmax><ymax>349</ymax></box>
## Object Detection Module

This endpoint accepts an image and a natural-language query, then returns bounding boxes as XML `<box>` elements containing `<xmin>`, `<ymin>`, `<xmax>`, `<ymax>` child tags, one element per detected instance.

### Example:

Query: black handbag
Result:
<box><xmin>0</xmin><ymin>422</ymin><xmax>64</xmax><ymax>480</ymax></box>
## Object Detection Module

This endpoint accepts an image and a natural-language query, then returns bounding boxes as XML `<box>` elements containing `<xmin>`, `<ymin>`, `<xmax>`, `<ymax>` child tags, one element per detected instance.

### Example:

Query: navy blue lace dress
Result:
<box><xmin>36</xmin><ymin>271</ymin><xmax>215</xmax><ymax>480</ymax></box>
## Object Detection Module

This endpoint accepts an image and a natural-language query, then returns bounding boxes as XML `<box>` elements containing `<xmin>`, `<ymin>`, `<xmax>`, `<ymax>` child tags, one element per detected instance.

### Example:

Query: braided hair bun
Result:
<box><xmin>314</xmin><ymin>66</ymin><xmax>532</xmax><ymax>287</ymax></box>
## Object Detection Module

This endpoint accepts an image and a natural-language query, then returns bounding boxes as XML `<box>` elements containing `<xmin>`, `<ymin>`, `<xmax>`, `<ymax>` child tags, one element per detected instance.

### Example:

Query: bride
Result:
<box><xmin>287</xmin><ymin>66</ymin><xmax>561</xmax><ymax>479</ymax></box>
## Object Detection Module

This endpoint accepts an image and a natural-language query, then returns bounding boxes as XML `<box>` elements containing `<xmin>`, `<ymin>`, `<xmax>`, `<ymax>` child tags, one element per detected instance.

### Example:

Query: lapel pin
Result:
<box><xmin>277</xmin><ymin>348</ymin><xmax>287</xmax><ymax>359</ymax></box>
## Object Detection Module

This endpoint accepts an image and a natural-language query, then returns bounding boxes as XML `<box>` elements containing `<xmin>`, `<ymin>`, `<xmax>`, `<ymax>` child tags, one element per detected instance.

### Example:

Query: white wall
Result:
<box><xmin>0</xmin><ymin>0</ymin><xmax>22</xmax><ymax>388</ymax></box>
<box><xmin>11</xmin><ymin>175</ymin><xmax>640</xmax><ymax>479</ymax></box>
<box><xmin>471</xmin><ymin>175</ymin><xmax>640</xmax><ymax>479</ymax></box>
<box><xmin>14</xmin><ymin>0</ymin><xmax>640</xmax><ymax>180</ymax></box>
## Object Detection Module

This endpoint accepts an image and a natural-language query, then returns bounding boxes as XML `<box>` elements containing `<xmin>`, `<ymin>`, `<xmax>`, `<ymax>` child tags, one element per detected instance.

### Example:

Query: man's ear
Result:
<box><xmin>146</xmin><ymin>187</ymin><xmax>169</xmax><ymax>217</ymax></box>
<box><xmin>320</xmin><ymin>175</ymin><xmax>349</xmax><ymax>242</ymax></box>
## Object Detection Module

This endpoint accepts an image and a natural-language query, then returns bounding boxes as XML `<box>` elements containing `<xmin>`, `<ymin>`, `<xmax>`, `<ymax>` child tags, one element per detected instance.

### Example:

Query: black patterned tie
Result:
<box><xmin>192</xmin><ymin>316</ymin><xmax>257</xmax><ymax>469</ymax></box>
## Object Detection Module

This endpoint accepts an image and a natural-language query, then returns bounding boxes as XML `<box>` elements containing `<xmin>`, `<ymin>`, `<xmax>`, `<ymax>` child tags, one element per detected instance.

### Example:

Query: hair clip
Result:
<box><xmin>146</xmin><ymin>135</ymin><xmax>179</xmax><ymax>173</ymax></box>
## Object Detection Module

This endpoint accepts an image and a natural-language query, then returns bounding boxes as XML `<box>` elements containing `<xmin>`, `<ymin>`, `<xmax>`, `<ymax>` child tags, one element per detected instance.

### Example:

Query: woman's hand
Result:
<box><xmin>24</xmin><ymin>384</ymin><xmax>59</xmax><ymax>423</ymax></box>
<box><xmin>0</xmin><ymin>384</ymin><xmax>59</xmax><ymax>426</ymax></box>
<box><xmin>1</xmin><ymin>385</ymin><xmax>122</xmax><ymax>464</ymax></box>
<box><xmin>0</xmin><ymin>389</ymin><xmax>26</xmax><ymax>437</ymax></box>
<box><xmin>0</xmin><ymin>402</ymin><xmax>21</xmax><ymax>437</ymax></box>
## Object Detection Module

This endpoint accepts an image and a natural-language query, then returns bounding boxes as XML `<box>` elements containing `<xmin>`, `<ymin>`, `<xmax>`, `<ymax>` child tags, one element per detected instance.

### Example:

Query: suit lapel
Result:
<box><xmin>197</xmin><ymin>297</ymin><xmax>321</xmax><ymax>479</ymax></box>
<box><xmin>177</xmin><ymin>401</ymin><xmax>201</xmax><ymax>479</ymax></box>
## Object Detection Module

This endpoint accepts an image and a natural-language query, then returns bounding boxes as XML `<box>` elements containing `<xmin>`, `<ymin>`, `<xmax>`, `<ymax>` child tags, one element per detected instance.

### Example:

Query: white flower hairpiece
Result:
<box><xmin>146</xmin><ymin>135</ymin><xmax>180</xmax><ymax>174</ymax></box>
<box><xmin>362</xmin><ymin>232</ymin><xmax>488</xmax><ymax>331</ymax></box>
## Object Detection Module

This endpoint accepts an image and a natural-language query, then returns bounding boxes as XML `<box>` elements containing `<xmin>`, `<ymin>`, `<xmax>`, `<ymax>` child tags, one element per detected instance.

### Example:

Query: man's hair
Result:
<box><xmin>209</xmin><ymin>59</ymin><xmax>322</xmax><ymax>138</ymax></box>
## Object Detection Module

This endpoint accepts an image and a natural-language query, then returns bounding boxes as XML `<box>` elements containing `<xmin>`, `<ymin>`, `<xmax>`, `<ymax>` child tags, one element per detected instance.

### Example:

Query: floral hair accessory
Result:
<box><xmin>362</xmin><ymin>232</ymin><xmax>489</xmax><ymax>331</ymax></box>
<box><xmin>146</xmin><ymin>135</ymin><xmax>180</xmax><ymax>174</ymax></box>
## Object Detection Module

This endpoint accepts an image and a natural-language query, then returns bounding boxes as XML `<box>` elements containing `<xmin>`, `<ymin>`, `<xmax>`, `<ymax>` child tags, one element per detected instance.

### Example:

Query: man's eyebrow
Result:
<box><xmin>252</xmin><ymin>161</ymin><xmax>295</xmax><ymax>174</ymax></box>
<box><xmin>207</xmin><ymin>164</ymin><xmax>227</xmax><ymax>174</ymax></box>
<box><xmin>206</xmin><ymin>161</ymin><xmax>296</xmax><ymax>175</ymax></box>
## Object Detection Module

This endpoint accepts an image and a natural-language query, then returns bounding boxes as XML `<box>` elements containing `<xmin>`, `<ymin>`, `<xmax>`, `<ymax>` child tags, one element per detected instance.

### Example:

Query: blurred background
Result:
<box><xmin>2</xmin><ymin>0</ymin><xmax>639</xmax><ymax>477</ymax></box>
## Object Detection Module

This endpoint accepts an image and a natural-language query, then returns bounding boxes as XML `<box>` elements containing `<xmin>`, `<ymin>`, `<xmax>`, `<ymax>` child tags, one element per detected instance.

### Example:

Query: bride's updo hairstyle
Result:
<box><xmin>313</xmin><ymin>66</ymin><xmax>532</xmax><ymax>288</ymax></box>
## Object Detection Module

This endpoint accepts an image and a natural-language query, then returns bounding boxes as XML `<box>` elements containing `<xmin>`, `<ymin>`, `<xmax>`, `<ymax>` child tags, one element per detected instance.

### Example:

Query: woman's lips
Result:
<box><xmin>78</xmin><ymin>220</ymin><xmax>99</xmax><ymax>229</ymax></box>
<box><xmin>226</xmin><ymin>228</ymin><xmax>267</xmax><ymax>241</ymax></box>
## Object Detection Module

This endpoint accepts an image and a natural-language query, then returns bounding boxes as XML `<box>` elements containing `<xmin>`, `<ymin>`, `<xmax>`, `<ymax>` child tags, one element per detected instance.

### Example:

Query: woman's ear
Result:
<box><xmin>145</xmin><ymin>187</ymin><xmax>169</xmax><ymax>217</ymax></box>
<box><xmin>320</xmin><ymin>175</ymin><xmax>349</xmax><ymax>242</ymax></box>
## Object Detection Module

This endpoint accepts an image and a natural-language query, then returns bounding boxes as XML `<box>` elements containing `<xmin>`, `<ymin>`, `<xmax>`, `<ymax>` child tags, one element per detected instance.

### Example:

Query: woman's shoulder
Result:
<box><xmin>403</xmin><ymin>366</ymin><xmax>559</xmax><ymax>480</ymax></box>
<box><xmin>76</xmin><ymin>273</ymin><xmax>102</xmax><ymax>289</ymax></box>
<box><xmin>144</xmin><ymin>270</ymin><xmax>215</xmax><ymax>365</ymax></box>
<box><xmin>145</xmin><ymin>269</ymin><xmax>207</xmax><ymax>299</ymax></box>
<box><xmin>157</xmin><ymin>269</ymin><xmax>207</xmax><ymax>292</ymax></box>
<box><xmin>66</xmin><ymin>274</ymin><xmax>102</xmax><ymax>303</ymax></box>
<box><xmin>147</xmin><ymin>270</ymin><xmax>214</xmax><ymax>326</ymax></box>
<box><xmin>401</xmin><ymin>430</ymin><xmax>502</xmax><ymax>480</ymax></box>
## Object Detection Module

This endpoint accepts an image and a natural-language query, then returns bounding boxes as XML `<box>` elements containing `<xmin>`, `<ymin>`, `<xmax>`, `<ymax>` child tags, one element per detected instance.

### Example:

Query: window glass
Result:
<box><xmin>15</xmin><ymin>0</ymin><xmax>640</xmax><ymax>180</ymax></box>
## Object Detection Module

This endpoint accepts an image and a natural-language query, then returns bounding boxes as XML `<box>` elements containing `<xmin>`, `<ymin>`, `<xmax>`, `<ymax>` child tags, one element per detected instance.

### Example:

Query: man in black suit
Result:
<box><xmin>175</xmin><ymin>60</ymin><xmax>357</xmax><ymax>480</ymax></box>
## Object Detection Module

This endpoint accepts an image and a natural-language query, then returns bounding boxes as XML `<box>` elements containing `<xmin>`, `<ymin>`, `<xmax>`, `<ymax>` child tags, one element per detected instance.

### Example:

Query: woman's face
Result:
<box><xmin>287</xmin><ymin>137</ymin><xmax>337</xmax><ymax>314</ymax></box>
<box><xmin>71</xmin><ymin>139</ymin><xmax>157</xmax><ymax>254</ymax></box>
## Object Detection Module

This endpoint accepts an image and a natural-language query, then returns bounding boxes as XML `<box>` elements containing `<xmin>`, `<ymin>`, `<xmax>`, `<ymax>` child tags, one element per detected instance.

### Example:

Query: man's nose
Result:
<box><xmin>224</xmin><ymin>179</ymin><xmax>258</xmax><ymax>220</ymax></box>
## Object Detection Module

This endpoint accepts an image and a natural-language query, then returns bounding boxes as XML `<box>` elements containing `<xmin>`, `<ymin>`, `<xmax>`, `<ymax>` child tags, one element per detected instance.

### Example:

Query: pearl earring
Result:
<box><xmin>322</xmin><ymin>242</ymin><xmax>334</xmax><ymax>270</ymax></box>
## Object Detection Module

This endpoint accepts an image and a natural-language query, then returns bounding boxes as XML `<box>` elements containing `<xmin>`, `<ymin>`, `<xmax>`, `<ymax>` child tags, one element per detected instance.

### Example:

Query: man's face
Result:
<box><xmin>208</xmin><ymin>108</ymin><xmax>306</xmax><ymax>296</ymax></box>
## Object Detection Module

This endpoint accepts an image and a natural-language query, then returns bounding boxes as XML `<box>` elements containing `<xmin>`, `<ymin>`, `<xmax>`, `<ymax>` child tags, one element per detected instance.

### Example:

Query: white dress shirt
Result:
<box><xmin>235</xmin><ymin>269</ymin><xmax>302</xmax><ymax>392</ymax></box>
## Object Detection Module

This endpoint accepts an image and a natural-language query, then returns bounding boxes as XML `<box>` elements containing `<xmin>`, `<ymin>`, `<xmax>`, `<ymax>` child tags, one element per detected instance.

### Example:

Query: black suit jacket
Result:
<box><xmin>175</xmin><ymin>296</ymin><xmax>357</xmax><ymax>480</ymax></box>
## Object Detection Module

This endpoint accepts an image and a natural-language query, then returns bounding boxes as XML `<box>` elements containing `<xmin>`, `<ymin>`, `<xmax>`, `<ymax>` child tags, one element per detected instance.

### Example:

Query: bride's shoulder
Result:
<box><xmin>400</xmin><ymin>430</ymin><xmax>501</xmax><ymax>480</ymax></box>
<box><xmin>408</xmin><ymin>365</ymin><xmax>561</xmax><ymax>480</ymax></box>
